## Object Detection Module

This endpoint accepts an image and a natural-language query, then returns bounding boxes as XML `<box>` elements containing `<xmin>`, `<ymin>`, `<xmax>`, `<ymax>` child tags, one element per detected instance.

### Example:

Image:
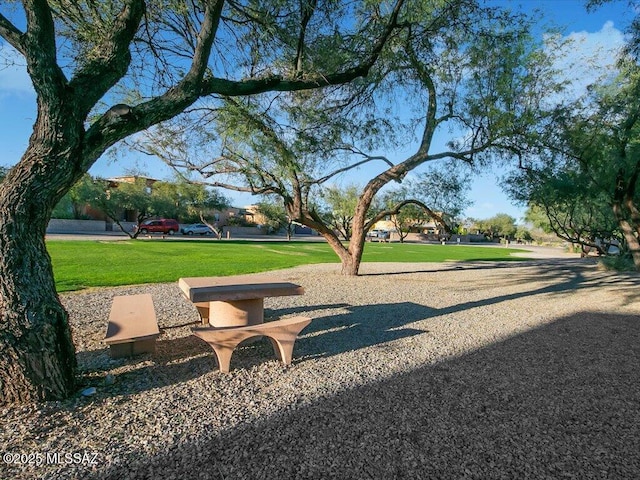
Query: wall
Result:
<box><xmin>47</xmin><ymin>219</ymin><xmax>106</xmax><ymax>233</ymax></box>
<box><xmin>224</xmin><ymin>226</ymin><xmax>266</xmax><ymax>236</ymax></box>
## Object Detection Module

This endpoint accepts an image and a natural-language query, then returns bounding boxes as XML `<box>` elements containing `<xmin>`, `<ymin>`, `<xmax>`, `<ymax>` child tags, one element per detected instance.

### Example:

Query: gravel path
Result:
<box><xmin>2</xmin><ymin>250</ymin><xmax>640</xmax><ymax>479</ymax></box>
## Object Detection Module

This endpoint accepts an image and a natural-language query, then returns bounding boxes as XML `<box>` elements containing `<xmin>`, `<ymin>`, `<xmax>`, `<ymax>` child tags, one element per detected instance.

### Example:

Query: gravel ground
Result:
<box><xmin>2</xmin><ymin>249</ymin><xmax>640</xmax><ymax>479</ymax></box>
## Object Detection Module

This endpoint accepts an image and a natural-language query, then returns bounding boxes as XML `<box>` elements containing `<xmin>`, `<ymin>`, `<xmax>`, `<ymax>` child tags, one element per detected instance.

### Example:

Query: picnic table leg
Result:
<box><xmin>213</xmin><ymin>346</ymin><xmax>234</xmax><ymax>374</ymax></box>
<box><xmin>208</xmin><ymin>298</ymin><xmax>264</xmax><ymax>327</ymax></box>
<box><xmin>195</xmin><ymin>303</ymin><xmax>209</xmax><ymax>324</ymax></box>
<box><xmin>268</xmin><ymin>337</ymin><xmax>291</xmax><ymax>364</ymax></box>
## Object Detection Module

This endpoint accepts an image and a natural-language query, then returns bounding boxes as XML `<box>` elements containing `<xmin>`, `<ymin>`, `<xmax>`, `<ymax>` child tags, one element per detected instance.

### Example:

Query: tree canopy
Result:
<box><xmin>505</xmin><ymin>57</ymin><xmax>640</xmax><ymax>263</ymax></box>
<box><xmin>139</xmin><ymin>0</ymin><xmax>555</xmax><ymax>274</ymax></box>
<box><xmin>0</xmin><ymin>0</ymin><xmax>407</xmax><ymax>403</ymax></box>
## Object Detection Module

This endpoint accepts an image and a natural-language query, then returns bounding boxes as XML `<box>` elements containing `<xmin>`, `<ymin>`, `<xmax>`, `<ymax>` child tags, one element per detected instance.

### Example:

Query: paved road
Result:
<box><xmin>44</xmin><ymin>231</ymin><xmax>326</xmax><ymax>242</ymax></box>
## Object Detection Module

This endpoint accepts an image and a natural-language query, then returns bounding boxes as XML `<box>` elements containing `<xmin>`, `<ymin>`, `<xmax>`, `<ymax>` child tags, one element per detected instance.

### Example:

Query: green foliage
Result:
<box><xmin>505</xmin><ymin>57</ymin><xmax>640</xmax><ymax>261</ymax></box>
<box><xmin>598</xmin><ymin>253</ymin><xmax>637</xmax><ymax>272</ymax></box>
<box><xmin>524</xmin><ymin>205</ymin><xmax>553</xmax><ymax>233</ymax></box>
<box><xmin>226</xmin><ymin>215</ymin><xmax>256</xmax><ymax>227</ymax></box>
<box><xmin>150</xmin><ymin>178</ymin><xmax>230</xmax><ymax>224</ymax></box>
<box><xmin>515</xmin><ymin>225</ymin><xmax>533</xmax><ymax>243</ymax></box>
<box><xmin>51</xmin><ymin>174</ymin><xmax>103</xmax><ymax>219</ymax></box>
<box><xmin>93</xmin><ymin>178</ymin><xmax>158</xmax><ymax>230</ymax></box>
<box><xmin>409</xmin><ymin>163</ymin><xmax>471</xmax><ymax>220</ymax></box>
<box><xmin>52</xmin><ymin>175</ymin><xmax>230</xmax><ymax>236</ymax></box>
<box><xmin>254</xmin><ymin>200</ymin><xmax>292</xmax><ymax>236</ymax></box>
<box><xmin>472</xmin><ymin>214</ymin><xmax>517</xmax><ymax>239</ymax></box>
<box><xmin>321</xmin><ymin>185</ymin><xmax>362</xmax><ymax>240</ymax></box>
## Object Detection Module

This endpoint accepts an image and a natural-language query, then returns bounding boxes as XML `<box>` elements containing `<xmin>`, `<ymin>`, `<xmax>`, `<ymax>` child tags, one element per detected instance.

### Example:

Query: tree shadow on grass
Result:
<box><xmin>83</xmin><ymin>310</ymin><xmax>640</xmax><ymax>479</ymax></box>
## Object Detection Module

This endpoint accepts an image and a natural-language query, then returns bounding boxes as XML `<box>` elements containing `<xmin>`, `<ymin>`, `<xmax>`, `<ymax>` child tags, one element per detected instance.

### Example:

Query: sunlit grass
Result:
<box><xmin>47</xmin><ymin>239</ymin><xmax>529</xmax><ymax>292</ymax></box>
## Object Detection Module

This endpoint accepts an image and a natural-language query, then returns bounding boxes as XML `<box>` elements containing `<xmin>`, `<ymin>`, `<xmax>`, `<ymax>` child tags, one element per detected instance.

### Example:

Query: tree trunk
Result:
<box><xmin>613</xmin><ymin>202</ymin><xmax>640</xmax><ymax>269</ymax></box>
<box><xmin>0</xmin><ymin>232</ymin><xmax>76</xmax><ymax>403</ymax></box>
<box><xmin>342</xmin><ymin>227</ymin><xmax>367</xmax><ymax>276</ymax></box>
<box><xmin>341</xmin><ymin>246</ymin><xmax>363</xmax><ymax>275</ymax></box>
<box><xmin>0</xmin><ymin>109</ymin><xmax>84</xmax><ymax>403</ymax></box>
<box><xmin>317</xmin><ymin>231</ymin><xmax>359</xmax><ymax>275</ymax></box>
<box><xmin>619</xmin><ymin>220</ymin><xmax>640</xmax><ymax>268</ymax></box>
<box><xmin>0</xmin><ymin>167</ymin><xmax>78</xmax><ymax>403</ymax></box>
<box><xmin>299</xmin><ymin>217</ymin><xmax>363</xmax><ymax>275</ymax></box>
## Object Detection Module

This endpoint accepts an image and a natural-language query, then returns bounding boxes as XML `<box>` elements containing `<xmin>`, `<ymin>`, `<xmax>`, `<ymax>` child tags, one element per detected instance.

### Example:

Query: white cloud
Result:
<box><xmin>546</xmin><ymin>21</ymin><xmax>626</xmax><ymax>102</ymax></box>
<box><xmin>0</xmin><ymin>43</ymin><xmax>35</xmax><ymax>97</ymax></box>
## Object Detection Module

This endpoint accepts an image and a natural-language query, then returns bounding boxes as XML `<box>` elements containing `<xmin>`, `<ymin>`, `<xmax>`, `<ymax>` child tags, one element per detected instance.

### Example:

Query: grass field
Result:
<box><xmin>47</xmin><ymin>239</ymin><xmax>529</xmax><ymax>292</ymax></box>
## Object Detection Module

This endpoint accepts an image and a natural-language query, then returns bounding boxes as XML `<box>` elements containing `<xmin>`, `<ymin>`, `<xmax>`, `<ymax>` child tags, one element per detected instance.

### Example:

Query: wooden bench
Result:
<box><xmin>192</xmin><ymin>316</ymin><xmax>312</xmax><ymax>373</ymax></box>
<box><xmin>104</xmin><ymin>294</ymin><xmax>161</xmax><ymax>358</ymax></box>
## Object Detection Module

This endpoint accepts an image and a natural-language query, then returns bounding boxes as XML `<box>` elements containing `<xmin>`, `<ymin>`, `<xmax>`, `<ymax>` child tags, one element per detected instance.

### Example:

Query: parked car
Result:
<box><xmin>135</xmin><ymin>219</ymin><xmax>180</xmax><ymax>235</ymax></box>
<box><xmin>366</xmin><ymin>229</ymin><xmax>390</xmax><ymax>242</ymax></box>
<box><xmin>181</xmin><ymin>223</ymin><xmax>214</xmax><ymax>235</ymax></box>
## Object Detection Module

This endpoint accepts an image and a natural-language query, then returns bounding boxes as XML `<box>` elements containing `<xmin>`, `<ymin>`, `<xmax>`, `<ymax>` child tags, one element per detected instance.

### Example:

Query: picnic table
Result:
<box><xmin>178</xmin><ymin>275</ymin><xmax>305</xmax><ymax>327</ymax></box>
<box><xmin>178</xmin><ymin>275</ymin><xmax>310</xmax><ymax>372</ymax></box>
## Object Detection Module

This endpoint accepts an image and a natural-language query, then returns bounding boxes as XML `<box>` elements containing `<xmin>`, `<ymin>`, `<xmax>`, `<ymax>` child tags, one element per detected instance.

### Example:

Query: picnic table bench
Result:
<box><xmin>104</xmin><ymin>294</ymin><xmax>160</xmax><ymax>358</ymax></box>
<box><xmin>192</xmin><ymin>316</ymin><xmax>312</xmax><ymax>373</ymax></box>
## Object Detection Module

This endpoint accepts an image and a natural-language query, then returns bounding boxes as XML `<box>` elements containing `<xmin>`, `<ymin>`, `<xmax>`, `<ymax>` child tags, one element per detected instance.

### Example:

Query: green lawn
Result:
<box><xmin>47</xmin><ymin>239</ymin><xmax>529</xmax><ymax>292</ymax></box>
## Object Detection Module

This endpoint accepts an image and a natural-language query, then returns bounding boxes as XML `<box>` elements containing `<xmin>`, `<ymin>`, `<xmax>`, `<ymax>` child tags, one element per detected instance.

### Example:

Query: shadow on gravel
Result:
<box><xmin>361</xmin><ymin>260</ymin><xmax>640</xmax><ymax>306</ymax></box>
<box><xmin>75</xmin><ymin>262</ymin><xmax>640</xmax><ymax>400</ymax></box>
<box><xmin>73</xmin><ymin>335</ymin><xmax>215</xmax><ymax>397</ymax></box>
<box><xmin>298</xmin><ymin>302</ymin><xmax>432</xmax><ymax>358</ymax></box>
<box><xmin>264</xmin><ymin>303</ymin><xmax>351</xmax><ymax>318</ymax></box>
<box><xmin>75</xmin><ymin>302</ymin><xmax>430</xmax><ymax>398</ymax></box>
<box><xmin>359</xmin><ymin>258</ymin><xmax>586</xmax><ymax>277</ymax></box>
<box><xmin>87</xmin><ymin>311</ymin><xmax>640</xmax><ymax>480</ymax></box>
<box><xmin>492</xmin><ymin>260</ymin><xmax>640</xmax><ymax>306</ymax></box>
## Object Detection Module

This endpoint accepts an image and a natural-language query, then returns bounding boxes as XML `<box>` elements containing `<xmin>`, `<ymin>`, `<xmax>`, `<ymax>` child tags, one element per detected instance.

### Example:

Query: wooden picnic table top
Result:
<box><xmin>178</xmin><ymin>275</ymin><xmax>305</xmax><ymax>303</ymax></box>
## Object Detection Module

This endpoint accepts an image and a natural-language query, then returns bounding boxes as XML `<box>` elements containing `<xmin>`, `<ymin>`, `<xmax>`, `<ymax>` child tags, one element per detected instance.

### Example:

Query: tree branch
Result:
<box><xmin>0</xmin><ymin>13</ymin><xmax>24</xmax><ymax>55</ymax></box>
<box><xmin>313</xmin><ymin>150</ymin><xmax>395</xmax><ymax>186</ymax></box>
<box><xmin>294</xmin><ymin>0</ymin><xmax>317</xmax><ymax>76</ymax></box>
<box><xmin>68</xmin><ymin>0</ymin><xmax>146</xmax><ymax>115</ymax></box>
<box><xmin>200</xmin><ymin>0</ymin><xmax>405</xmax><ymax>96</ymax></box>
<box><xmin>22</xmin><ymin>0</ymin><xmax>68</xmax><ymax>101</ymax></box>
<box><xmin>365</xmin><ymin>199</ymin><xmax>448</xmax><ymax>233</ymax></box>
<box><xmin>83</xmin><ymin>0</ymin><xmax>224</xmax><ymax>163</ymax></box>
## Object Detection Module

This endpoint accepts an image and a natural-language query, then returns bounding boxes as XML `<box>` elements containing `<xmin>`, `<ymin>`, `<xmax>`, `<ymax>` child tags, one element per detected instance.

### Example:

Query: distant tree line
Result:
<box><xmin>52</xmin><ymin>174</ymin><xmax>229</xmax><ymax>238</ymax></box>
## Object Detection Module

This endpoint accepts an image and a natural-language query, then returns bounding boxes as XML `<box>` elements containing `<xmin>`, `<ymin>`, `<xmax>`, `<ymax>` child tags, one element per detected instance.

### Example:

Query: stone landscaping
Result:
<box><xmin>1</xmin><ymin>250</ymin><xmax>639</xmax><ymax>479</ymax></box>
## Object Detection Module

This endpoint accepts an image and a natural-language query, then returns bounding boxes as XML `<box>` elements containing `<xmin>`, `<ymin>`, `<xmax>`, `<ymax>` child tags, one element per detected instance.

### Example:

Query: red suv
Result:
<box><xmin>135</xmin><ymin>219</ymin><xmax>180</xmax><ymax>235</ymax></box>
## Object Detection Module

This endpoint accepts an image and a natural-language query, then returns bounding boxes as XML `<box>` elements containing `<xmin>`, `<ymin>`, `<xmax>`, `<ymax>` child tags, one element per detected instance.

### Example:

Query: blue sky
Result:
<box><xmin>0</xmin><ymin>1</ymin><xmax>632</xmax><ymax>222</ymax></box>
<box><xmin>465</xmin><ymin>0</ymin><xmax>630</xmax><ymax>222</ymax></box>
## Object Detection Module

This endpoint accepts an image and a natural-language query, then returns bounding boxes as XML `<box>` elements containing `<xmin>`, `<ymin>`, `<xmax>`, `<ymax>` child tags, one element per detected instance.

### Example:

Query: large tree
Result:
<box><xmin>506</xmin><ymin>58</ymin><xmax>640</xmax><ymax>264</ymax></box>
<box><xmin>0</xmin><ymin>0</ymin><xmax>405</xmax><ymax>403</ymax></box>
<box><xmin>471</xmin><ymin>213</ymin><xmax>517</xmax><ymax>241</ymax></box>
<box><xmin>148</xmin><ymin>1</ymin><xmax>555</xmax><ymax>275</ymax></box>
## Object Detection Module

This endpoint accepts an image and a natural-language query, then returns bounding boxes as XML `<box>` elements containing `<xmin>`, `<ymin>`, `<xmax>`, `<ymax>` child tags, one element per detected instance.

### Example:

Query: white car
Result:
<box><xmin>366</xmin><ymin>229</ymin><xmax>390</xmax><ymax>242</ymax></box>
<box><xmin>181</xmin><ymin>223</ymin><xmax>214</xmax><ymax>235</ymax></box>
